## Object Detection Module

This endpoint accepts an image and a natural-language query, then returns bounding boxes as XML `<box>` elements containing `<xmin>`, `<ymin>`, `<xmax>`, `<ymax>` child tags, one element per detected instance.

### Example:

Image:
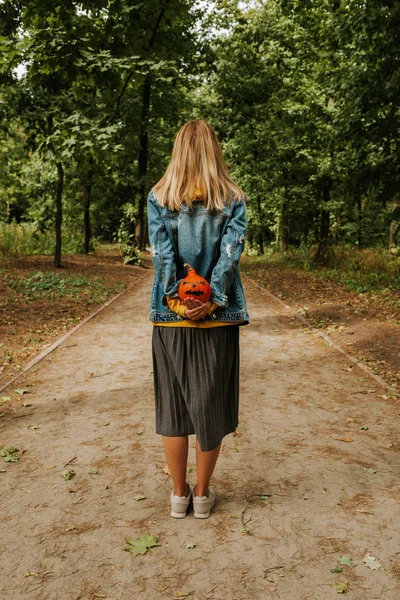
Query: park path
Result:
<box><xmin>0</xmin><ymin>269</ymin><xmax>399</xmax><ymax>600</ymax></box>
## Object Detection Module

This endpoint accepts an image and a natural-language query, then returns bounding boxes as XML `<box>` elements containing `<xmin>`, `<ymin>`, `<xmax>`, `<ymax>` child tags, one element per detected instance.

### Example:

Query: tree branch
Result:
<box><xmin>112</xmin><ymin>2</ymin><xmax>168</xmax><ymax>121</ymax></box>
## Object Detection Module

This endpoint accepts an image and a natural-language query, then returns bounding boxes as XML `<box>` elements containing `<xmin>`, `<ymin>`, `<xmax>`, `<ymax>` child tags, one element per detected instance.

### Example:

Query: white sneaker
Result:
<box><xmin>170</xmin><ymin>484</ymin><xmax>192</xmax><ymax>518</ymax></box>
<box><xmin>193</xmin><ymin>485</ymin><xmax>216</xmax><ymax>519</ymax></box>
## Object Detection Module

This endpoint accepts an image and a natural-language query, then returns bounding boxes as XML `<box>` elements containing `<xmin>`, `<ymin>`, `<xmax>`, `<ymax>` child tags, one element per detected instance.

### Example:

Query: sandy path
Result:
<box><xmin>1</xmin><ymin>271</ymin><xmax>399</xmax><ymax>600</ymax></box>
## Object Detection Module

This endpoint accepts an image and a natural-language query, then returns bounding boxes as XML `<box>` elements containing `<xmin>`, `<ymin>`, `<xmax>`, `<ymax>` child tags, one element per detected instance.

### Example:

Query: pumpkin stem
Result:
<box><xmin>183</xmin><ymin>263</ymin><xmax>194</xmax><ymax>273</ymax></box>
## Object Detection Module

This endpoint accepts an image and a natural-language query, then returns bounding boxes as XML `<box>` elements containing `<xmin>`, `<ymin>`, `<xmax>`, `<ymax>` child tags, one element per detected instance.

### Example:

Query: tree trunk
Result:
<box><xmin>389</xmin><ymin>197</ymin><xmax>399</xmax><ymax>252</ymax></box>
<box><xmin>248</xmin><ymin>228</ymin><xmax>254</xmax><ymax>250</ymax></box>
<box><xmin>82</xmin><ymin>157</ymin><xmax>94</xmax><ymax>255</ymax></box>
<box><xmin>137</xmin><ymin>73</ymin><xmax>151</xmax><ymax>250</ymax></box>
<box><xmin>256</xmin><ymin>194</ymin><xmax>264</xmax><ymax>254</ymax></box>
<box><xmin>81</xmin><ymin>183</ymin><xmax>92</xmax><ymax>254</ymax></box>
<box><xmin>320</xmin><ymin>209</ymin><xmax>330</xmax><ymax>246</ymax></box>
<box><xmin>315</xmin><ymin>179</ymin><xmax>331</xmax><ymax>262</ymax></box>
<box><xmin>134</xmin><ymin>7</ymin><xmax>165</xmax><ymax>251</ymax></box>
<box><xmin>357</xmin><ymin>196</ymin><xmax>363</xmax><ymax>248</ymax></box>
<box><xmin>54</xmin><ymin>162</ymin><xmax>64</xmax><ymax>268</ymax></box>
<box><xmin>278</xmin><ymin>194</ymin><xmax>290</xmax><ymax>251</ymax></box>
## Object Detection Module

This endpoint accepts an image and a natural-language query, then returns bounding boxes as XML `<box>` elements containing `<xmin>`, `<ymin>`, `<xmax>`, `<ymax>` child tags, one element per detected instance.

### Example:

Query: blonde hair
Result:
<box><xmin>152</xmin><ymin>120</ymin><xmax>246</xmax><ymax>211</ymax></box>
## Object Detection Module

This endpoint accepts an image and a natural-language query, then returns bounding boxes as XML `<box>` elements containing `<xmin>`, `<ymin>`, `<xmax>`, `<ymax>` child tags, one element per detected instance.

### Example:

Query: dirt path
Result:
<box><xmin>1</xmin><ymin>271</ymin><xmax>399</xmax><ymax>600</ymax></box>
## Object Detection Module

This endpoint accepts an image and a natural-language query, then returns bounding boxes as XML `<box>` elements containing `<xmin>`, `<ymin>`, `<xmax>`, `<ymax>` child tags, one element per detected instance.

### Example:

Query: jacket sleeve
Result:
<box><xmin>147</xmin><ymin>192</ymin><xmax>182</xmax><ymax>305</ymax></box>
<box><xmin>210</xmin><ymin>198</ymin><xmax>246</xmax><ymax>307</ymax></box>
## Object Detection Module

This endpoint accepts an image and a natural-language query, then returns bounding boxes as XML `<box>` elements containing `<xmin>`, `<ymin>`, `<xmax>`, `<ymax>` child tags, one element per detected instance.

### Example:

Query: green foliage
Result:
<box><xmin>198</xmin><ymin>0</ymin><xmax>400</xmax><ymax>254</ymax></box>
<box><xmin>0</xmin><ymin>0</ymin><xmax>399</xmax><ymax>261</ymax></box>
<box><xmin>115</xmin><ymin>203</ymin><xmax>144</xmax><ymax>266</ymax></box>
<box><xmin>1</xmin><ymin>269</ymin><xmax>123</xmax><ymax>303</ymax></box>
<box><xmin>0</xmin><ymin>222</ymin><xmax>98</xmax><ymax>256</ymax></box>
<box><xmin>243</xmin><ymin>246</ymin><xmax>400</xmax><ymax>294</ymax></box>
<box><xmin>0</xmin><ymin>0</ymin><xmax>201</xmax><ymax>262</ymax></box>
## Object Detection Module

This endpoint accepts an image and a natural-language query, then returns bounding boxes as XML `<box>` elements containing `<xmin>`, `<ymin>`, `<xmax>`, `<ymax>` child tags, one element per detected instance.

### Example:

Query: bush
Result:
<box><xmin>0</xmin><ymin>221</ymin><xmax>98</xmax><ymax>257</ymax></box>
<box><xmin>242</xmin><ymin>245</ymin><xmax>400</xmax><ymax>293</ymax></box>
<box><xmin>115</xmin><ymin>203</ymin><xmax>144</xmax><ymax>266</ymax></box>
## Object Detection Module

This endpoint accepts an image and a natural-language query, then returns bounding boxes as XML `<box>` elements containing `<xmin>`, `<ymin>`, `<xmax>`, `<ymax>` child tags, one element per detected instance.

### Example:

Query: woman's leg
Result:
<box><xmin>163</xmin><ymin>435</ymin><xmax>189</xmax><ymax>496</ymax></box>
<box><xmin>194</xmin><ymin>439</ymin><xmax>221</xmax><ymax>497</ymax></box>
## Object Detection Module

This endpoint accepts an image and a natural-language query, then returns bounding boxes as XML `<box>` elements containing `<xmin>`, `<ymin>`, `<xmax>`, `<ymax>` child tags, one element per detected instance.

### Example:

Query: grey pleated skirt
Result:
<box><xmin>151</xmin><ymin>325</ymin><xmax>240</xmax><ymax>451</ymax></box>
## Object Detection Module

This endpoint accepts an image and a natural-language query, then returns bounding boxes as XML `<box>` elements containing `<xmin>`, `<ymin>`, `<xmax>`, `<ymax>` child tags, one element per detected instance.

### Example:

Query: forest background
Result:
<box><xmin>0</xmin><ymin>0</ymin><xmax>399</xmax><ymax>390</ymax></box>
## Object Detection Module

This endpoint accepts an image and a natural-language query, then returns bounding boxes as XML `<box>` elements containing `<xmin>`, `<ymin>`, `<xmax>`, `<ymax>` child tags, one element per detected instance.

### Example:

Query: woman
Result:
<box><xmin>147</xmin><ymin>120</ymin><xmax>250</xmax><ymax>519</ymax></box>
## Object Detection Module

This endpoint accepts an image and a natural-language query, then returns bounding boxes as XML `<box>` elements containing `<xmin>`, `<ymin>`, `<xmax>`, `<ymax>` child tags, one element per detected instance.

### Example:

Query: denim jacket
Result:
<box><xmin>147</xmin><ymin>190</ymin><xmax>250</xmax><ymax>325</ymax></box>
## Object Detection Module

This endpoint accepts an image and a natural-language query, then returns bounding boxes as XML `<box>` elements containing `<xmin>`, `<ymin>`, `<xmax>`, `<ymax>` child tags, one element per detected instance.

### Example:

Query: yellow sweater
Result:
<box><xmin>152</xmin><ymin>187</ymin><xmax>238</xmax><ymax>328</ymax></box>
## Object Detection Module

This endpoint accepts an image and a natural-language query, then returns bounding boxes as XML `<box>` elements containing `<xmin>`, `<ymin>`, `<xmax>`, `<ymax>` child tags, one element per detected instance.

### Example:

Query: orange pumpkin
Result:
<box><xmin>178</xmin><ymin>263</ymin><xmax>211</xmax><ymax>303</ymax></box>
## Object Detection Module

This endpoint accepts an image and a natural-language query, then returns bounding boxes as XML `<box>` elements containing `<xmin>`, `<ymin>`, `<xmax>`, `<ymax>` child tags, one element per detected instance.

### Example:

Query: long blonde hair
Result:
<box><xmin>152</xmin><ymin>120</ymin><xmax>246</xmax><ymax>211</ymax></box>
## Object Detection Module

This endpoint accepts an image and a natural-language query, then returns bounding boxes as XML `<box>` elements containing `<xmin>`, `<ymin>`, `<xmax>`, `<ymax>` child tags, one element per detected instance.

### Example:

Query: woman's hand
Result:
<box><xmin>183</xmin><ymin>297</ymin><xmax>211</xmax><ymax>320</ymax></box>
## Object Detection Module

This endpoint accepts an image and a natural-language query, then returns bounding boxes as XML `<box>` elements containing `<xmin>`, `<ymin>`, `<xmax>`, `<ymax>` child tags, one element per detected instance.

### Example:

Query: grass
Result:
<box><xmin>0</xmin><ymin>269</ymin><xmax>126</xmax><ymax>306</ymax></box>
<box><xmin>242</xmin><ymin>246</ymin><xmax>400</xmax><ymax>294</ymax></box>
<box><xmin>0</xmin><ymin>221</ymin><xmax>98</xmax><ymax>257</ymax></box>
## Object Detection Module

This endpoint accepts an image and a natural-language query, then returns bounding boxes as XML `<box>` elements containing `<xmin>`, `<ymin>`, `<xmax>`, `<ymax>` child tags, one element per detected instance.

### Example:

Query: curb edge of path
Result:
<box><xmin>0</xmin><ymin>269</ymin><xmax>152</xmax><ymax>395</ymax></box>
<box><xmin>242</xmin><ymin>272</ymin><xmax>398</xmax><ymax>394</ymax></box>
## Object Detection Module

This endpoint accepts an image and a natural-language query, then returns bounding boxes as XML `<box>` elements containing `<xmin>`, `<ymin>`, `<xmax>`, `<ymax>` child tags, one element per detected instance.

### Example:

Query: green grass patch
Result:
<box><xmin>242</xmin><ymin>246</ymin><xmax>400</xmax><ymax>294</ymax></box>
<box><xmin>1</xmin><ymin>270</ymin><xmax>126</xmax><ymax>304</ymax></box>
<box><xmin>0</xmin><ymin>222</ymin><xmax>99</xmax><ymax>257</ymax></box>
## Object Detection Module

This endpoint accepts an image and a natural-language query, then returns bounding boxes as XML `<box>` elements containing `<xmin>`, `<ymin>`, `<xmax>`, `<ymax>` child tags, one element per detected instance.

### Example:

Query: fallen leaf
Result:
<box><xmin>364</xmin><ymin>467</ymin><xmax>378</xmax><ymax>474</ymax></box>
<box><xmin>330</xmin><ymin>566</ymin><xmax>343</xmax><ymax>573</ymax></box>
<box><xmin>0</xmin><ymin>446</ymin><xmax>19</xmax><ymax>462</ymax></box>
<box><xmin>363</xmin><ymin>553</ymin><xmax>381</xmax><ymax>570</ymax></box>
<box><xmin>124</xmin><ymin>533</ymin><xmax>161</xmax><ymax>556</ymax></box>
<box><xmin>186</xmin><ymin>541</ymin><xmax>195</xmax><ymax>549</ymax></box>
<box><xmin>337</xmin><ymin>438</ymin><xmax>354</xmax><ymax>443</ymax></box>
<box><xmin>360</xmin><ymin>425</ymin><xmax>369</xmax><ymax>430</ymax></box>
<box><xmin>339</xmin><ymin>555</ymin><xmax>352</xmax><ymax>567</ymax></box>
<box><xmin>162</xmin><ymin>465</ymin><xmax>171</xmax><ymax>476</ymax></box>
<box><xmin>135</xmin><ymin>494</ymin><xmax>147</xmax><ymax>501</ymax></box>
<box><xmin>61</xmin><ymin>469</ymin><xmax>75</xmax><ymax>480</ymax></box>
<box><xmin>88</xmin><ymin>469</ymin><xmax>98</xmax><ymax>475</ymax></box>
<box><xmin>332</xmin><ymin>581</ymin><xmax>348</xmax><ymax>593</ymax></box>
<box><xmin>258</xmin><ymin>495</ymin><xmax>271</xmax><ymax>501</ymax></box>
<box><xmin>14</xmin><ymin>389</ymin><xmax>28</xmax><ymax>395</ymax></box>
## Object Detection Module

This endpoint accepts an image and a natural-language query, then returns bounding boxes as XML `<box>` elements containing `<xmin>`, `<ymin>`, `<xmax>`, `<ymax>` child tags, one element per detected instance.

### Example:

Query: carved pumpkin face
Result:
<box><xmin>178</xmin><ymin>263</ymin><xmax>211</xmax><ymax>303</ymax></box>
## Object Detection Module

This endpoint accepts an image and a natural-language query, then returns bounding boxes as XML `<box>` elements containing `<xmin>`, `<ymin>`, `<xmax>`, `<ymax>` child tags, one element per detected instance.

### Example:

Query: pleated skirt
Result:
<box><xmin>151</xmin><ymin>325</ymin><xmax>240</xmax><ymax>451</ymax></box>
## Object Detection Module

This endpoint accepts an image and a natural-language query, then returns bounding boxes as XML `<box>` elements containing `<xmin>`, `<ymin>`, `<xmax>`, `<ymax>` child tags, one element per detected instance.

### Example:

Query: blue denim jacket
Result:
<box><xmin>147</xmin><ymin>191</ymin><xmax>250</xmax><ymax>325</ymax></box>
